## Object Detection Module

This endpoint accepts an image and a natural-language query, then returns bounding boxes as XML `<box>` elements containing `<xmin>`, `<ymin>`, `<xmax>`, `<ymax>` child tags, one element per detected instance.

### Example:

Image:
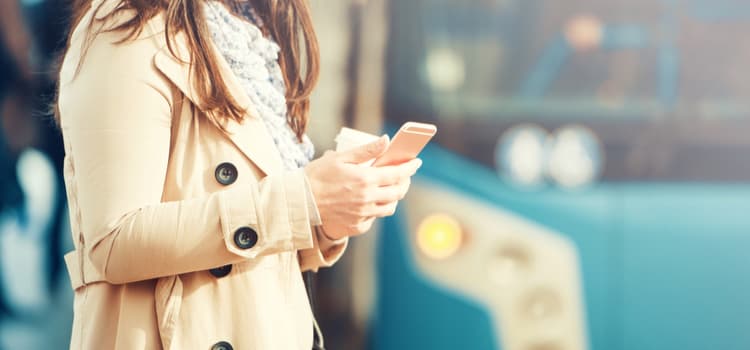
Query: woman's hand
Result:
<box><xmin>305</xmin><ymin>136</ymin><xmax>422</xmax><ymax>240</ymax></box>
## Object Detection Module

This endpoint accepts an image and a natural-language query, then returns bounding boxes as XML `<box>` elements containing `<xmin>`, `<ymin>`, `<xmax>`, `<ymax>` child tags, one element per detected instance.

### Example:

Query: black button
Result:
<box><xmin>233</xmin><ymin>226</ymin><xmax>258</xmax><ymax>250</ymax></box>
<box><xmin>209</xmin><ymin>265</ymin><xmax>232</xmax><ymax>278</ymax></box>
<box><xmin>211</xmin><ymin>341</ymin><xmax>233</xmax><ymax>350</ymax></box>
<box><xmin>215</xmin><ymin>162</ymin><xmax>238</xmax><ymax>185</ymax></box>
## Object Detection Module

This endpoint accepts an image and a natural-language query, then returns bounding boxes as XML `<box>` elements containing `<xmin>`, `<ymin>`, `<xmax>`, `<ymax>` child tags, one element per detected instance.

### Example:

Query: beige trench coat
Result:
<box><xmin>58</xmin><ymin>0</ymin><xmax>348</xmax><ymax>349</ymax></box>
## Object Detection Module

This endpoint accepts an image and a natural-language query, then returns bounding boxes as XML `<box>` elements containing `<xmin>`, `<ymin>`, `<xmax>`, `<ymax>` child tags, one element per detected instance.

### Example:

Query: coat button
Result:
<box><xmin>209</xmin><ymin>264</ymin><xmax>232</xmax><ymax>278</ymax></box>
<box><xmin>233</xmin><ymin>226</ymin><xmax>258</xmax><ymax>250</ymax></box>
<box><xmin>215</xmin><ymin>162</ymin><xmax>238</xmax><ymax>185</ymax></box>
<box><xmin>211</xmin><ymin>341</ymin><xmax>233</xmax><ymax>350</ymax></box>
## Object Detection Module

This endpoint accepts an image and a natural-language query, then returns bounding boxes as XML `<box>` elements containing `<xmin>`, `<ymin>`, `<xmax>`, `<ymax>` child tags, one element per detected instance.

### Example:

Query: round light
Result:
<box><xmin>565</xmin><ymin>14</ymin><xmax>604</xmax><ymax>51</ymax></box>
<box><xmin>496</xmin><ymin>124</ymin><xmax>549</xmax><ymax>187</ymax></box>
<box><xmin>424</xmin><ymin>46</ymin><xmax>466</xmax><ymax>92</ymax></box>
<box><xmin>416</xmin><ymin>214</ymin><xmax>464</xmax><ymax>260</ymax></box>
<box><xmin>545</xmin><ymin>125</ymin><xmax>603</xmax><ymax>188</ymax></box>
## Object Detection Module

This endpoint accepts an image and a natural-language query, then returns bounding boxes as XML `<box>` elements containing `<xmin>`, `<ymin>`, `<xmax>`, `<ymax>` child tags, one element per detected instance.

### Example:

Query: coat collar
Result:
<box><xmin>145</xmin><ymin>14</ymin><xmax>284</xmax><ymax>177</ymax></box>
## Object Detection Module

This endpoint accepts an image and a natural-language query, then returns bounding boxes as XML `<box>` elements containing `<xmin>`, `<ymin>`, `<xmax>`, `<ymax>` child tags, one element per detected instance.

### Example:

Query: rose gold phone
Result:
<box><xmin>372</xmin><ymin>122</ymin><xmax>437</xmax><ymax>167</ymax></box>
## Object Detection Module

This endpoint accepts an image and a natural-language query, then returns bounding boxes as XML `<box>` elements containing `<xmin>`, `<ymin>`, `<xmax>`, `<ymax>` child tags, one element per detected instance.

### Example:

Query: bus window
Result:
<box><xmin>385</xmin><ymin>0</ymin><xmax>750</xmax><ymax>182</ymax></box>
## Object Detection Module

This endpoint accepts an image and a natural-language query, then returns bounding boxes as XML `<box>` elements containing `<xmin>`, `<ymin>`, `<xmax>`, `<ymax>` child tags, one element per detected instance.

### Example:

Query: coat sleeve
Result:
<box><xmin>59</xmin><ymin>31</ymin><xmax>323</xmax><ymax>285</ymax></box>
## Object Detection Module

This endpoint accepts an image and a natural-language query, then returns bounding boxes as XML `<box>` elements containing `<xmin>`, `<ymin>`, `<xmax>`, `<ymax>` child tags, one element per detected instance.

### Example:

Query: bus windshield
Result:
<box><xmin>385</xmin><ymin>0</ymin><xmax>750</xmax><ymax>182</ymax></box>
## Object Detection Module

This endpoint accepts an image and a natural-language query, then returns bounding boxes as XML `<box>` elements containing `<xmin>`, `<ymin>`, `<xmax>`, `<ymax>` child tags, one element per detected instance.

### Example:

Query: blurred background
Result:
<box><xmin>2</xmin><ymin>0</ymin><xmax>750</xmax><ymax>349</ymax></box>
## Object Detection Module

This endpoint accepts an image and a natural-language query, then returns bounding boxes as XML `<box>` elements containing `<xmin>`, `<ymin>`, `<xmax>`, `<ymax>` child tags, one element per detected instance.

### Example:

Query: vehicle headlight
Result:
<box><xmin>496</xmin><ymin>124</ymin><xmax>549</xmax><ymax>188</ymax></box>
<box><xmin>546</xmin><ymin>125</ymin><xmax>603</xmax><ymax>188</ymax></box>
<box><xmin>416</xmin><ymin>213</ymin><xmax>464</xmax><ymax>260</ymax></box>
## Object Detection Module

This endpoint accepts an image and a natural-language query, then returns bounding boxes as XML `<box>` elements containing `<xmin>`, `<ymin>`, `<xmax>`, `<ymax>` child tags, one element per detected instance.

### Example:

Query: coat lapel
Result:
<box><xmin>151</xmin><ymin>23</ymin><xmax>283</xmax><ymax>177</ymax></box>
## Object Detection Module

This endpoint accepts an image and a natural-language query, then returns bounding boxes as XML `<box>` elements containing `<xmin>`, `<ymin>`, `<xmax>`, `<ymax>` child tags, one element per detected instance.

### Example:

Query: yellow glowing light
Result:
<box><xmin>416</xmin><ymin>214</ymin><xmax>463</xmax><ymax>259</ymax></box>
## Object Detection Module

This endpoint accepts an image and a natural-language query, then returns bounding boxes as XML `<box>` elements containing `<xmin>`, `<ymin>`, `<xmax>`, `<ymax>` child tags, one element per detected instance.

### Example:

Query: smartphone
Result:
<box><xmin>372</xmin><ymin>122</ymin><xmax>437</xmax><ymax>167</ymax></box>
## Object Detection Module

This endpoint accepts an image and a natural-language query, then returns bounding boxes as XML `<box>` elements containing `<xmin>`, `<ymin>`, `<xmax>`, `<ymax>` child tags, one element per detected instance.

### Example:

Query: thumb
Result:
<box><xmin>339</xmin><ymin>135</ymin><xmax>390</xmax><ymax>163</ymax></box>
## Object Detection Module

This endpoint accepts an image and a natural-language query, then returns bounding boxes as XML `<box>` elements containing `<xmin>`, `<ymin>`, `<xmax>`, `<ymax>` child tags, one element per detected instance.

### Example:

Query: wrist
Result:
<box><xmin>302</xmin><ymin>171</ymin><xmax>323</xmax><ymax>226</ymax></box>
<box><xmin>318</xmin><ymin>225</ymin><xmax>343</xmax><ymax>242</ymax></box>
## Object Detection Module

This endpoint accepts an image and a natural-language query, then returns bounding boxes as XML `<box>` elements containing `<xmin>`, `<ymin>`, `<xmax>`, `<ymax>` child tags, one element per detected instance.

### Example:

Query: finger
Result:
<box><xmin>354</xmin><ymin>217</ymin><xmax>377</xmax><ymax>234</ymax></box>
<box><xmin>354</xmin><ymin>202</ymin><xmax>379</xmax><ymax>217</ymax></box>
<box><xmin>396</xmin><ymin>178</ymin><xmax>411</xmax><ymax>199</ymax></box>
<box><xmin>373</xmin><ymin>201</ymin><xmax>399</xmax><ymax>217</ymax></box>
<box><xmin>338</xmin><ymin>135</ymin><xmax>390</xmax><ymax>164</ymax></box>
<box><xmin>372</xmin><ymin>158</ymin><xmax>422</xmax><ymax>186</ymax></box>
<box><xmin>376</xmin><ymin>179</ymin><xmax>411</xmax><ymax>204</ymax></box>
<box><xmin>369</xmin><ymin>184</ymin><xmax>406</xmax><ymax>203</ymax></box>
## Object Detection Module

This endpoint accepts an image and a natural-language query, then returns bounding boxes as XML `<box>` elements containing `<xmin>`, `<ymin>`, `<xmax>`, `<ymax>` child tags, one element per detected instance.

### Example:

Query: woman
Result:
<box><xmin>55</xmin><ymin>0</ymin><xmax>421</xmax><ymax>349</ymax></box>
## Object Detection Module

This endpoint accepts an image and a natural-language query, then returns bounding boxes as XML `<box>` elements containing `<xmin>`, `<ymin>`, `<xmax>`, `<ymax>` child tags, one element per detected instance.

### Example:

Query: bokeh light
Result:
<box><xmin>496</xmin><ymin>124</ymin><xmax>549</xmax><ymax>187</ymax></box>
<box><xmin>416</xmin><ymin>213</ymin><xmax>464</xmax><ymax>260</ymax></box>
<box><xmin>565</xmin><ymin>14</ymin><xmax>604</xmax><ymax>51</ymax></box>
<box><xmin>545</xmin><ymin>125</ymin><xmax>603</xmax><ymax>188</ymax></box>
<box><xmin>424</xmin><ymin>46</ymin><xmax>466</xmax><ymax>92</ymax></box>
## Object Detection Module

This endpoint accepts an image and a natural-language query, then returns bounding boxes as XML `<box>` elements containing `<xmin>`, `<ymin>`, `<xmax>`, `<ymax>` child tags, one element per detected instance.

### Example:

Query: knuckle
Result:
<box><xmin>355</xmin><ymin>191</ymin><xmax>371</xmax><ymax>205</ymax></box>
<box><xmin>367</xmin><ymin>143</ymin><xmax>379</xmax><ymax>154</ymax></box>
<box><xmin>387</xmin><ymin>173</ymin><xmax>400</xmax><ymax>185</ymax></box>
<box><xmin>363</xmin><ymin>173</ymin><xmax>378</xmax><ymax>186</ymax></box>
<box><xmin>355</xmin><ymin>204</ymin><xmax>369</xmax><ymax>216</ymax></box>
<box><xmin>332</xmin><ymin>161</ymin><xmax>347</xmax><ymax>173</ymax></box>
<box><xmin>355</xmin><ymin>172</ymin><xmax>371</xmax><ymax>186</ymax></box>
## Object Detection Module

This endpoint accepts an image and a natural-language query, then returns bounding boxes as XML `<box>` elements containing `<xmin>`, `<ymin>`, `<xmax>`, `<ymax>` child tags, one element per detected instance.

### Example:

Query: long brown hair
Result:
<box><xmin>60</xmin><ymin>0</ymin><xmax>319</xmax><ymax>140</ymax></box>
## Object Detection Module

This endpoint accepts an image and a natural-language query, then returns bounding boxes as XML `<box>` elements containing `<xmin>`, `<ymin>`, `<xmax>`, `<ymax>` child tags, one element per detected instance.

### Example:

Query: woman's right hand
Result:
<box><xmin>304</xmin><ymin>136</ymin><xmax>422</xmax><ymax>240</ymax></box>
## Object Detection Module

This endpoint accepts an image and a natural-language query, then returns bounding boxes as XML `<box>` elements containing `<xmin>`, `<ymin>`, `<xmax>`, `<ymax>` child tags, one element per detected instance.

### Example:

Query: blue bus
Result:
<box><xmin>366</xmin><ymin>1</ymin><xmax>750</xmax><ymax>349</ymax></box>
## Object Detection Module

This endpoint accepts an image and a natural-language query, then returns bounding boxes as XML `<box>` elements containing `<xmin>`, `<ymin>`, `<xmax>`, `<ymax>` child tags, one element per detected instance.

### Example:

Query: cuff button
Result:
<box><xmin>215</xmin><ymin>162</ymin><xmax>238</xmax><ymax>185</ymax></box>
<box><xmin>209</xmin><ymin>264</ymin><xmax>232</xmax><ymax>278</ymax></box>
<box><xmin>211</xmin><ymin>341</ymin><xmax>233</xmax><ymax>350</ymax></box>
<box><xmin>233</xmin><ymin>226</ymin><xmax>258</xmax><ymax>250</ymax></box>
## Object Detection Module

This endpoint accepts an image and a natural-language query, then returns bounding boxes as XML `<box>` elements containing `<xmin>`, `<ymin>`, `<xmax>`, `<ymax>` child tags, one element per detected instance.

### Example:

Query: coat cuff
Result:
<box><xmin>299</xmin><ymin>226</ymin><xmax>348</xmax><ymax>273</ymax></box>
<box><xmin>298</xmin><ymin>173</ymin><xmax>348</xmax><ymax>272</ymax></box>
<box><xmin>217</xmin><ymin>169</ymin><xmax>315</xmax><ymax>259</ymax></box>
